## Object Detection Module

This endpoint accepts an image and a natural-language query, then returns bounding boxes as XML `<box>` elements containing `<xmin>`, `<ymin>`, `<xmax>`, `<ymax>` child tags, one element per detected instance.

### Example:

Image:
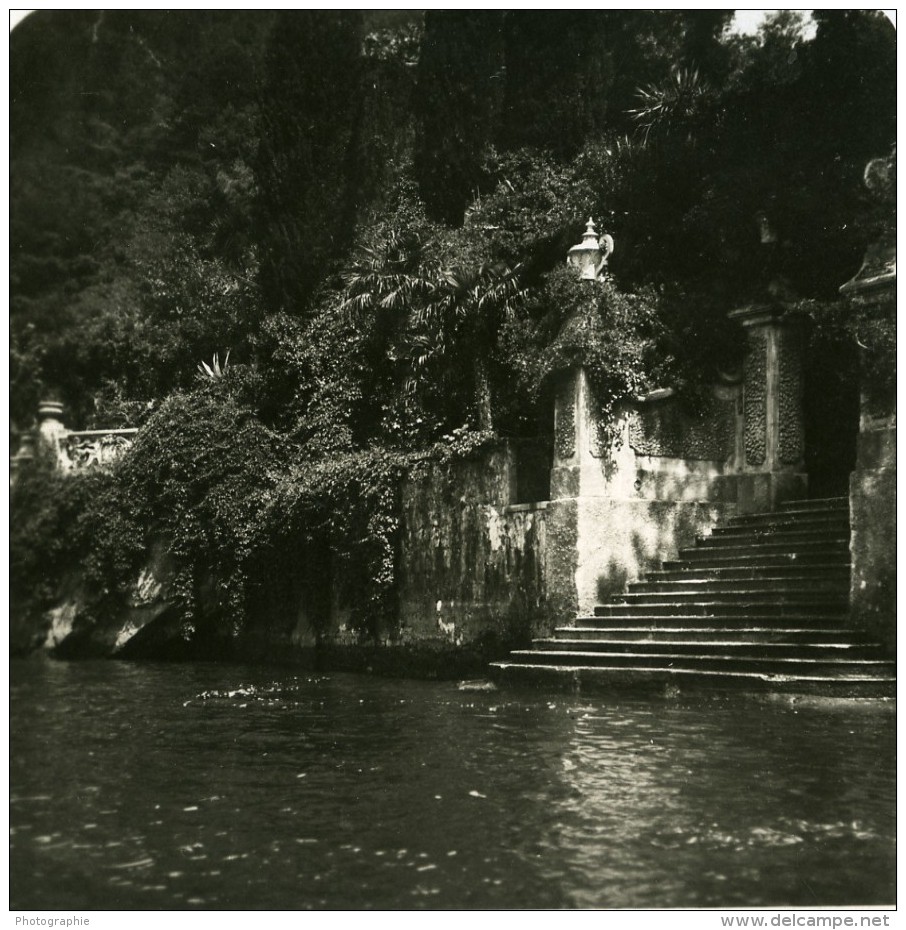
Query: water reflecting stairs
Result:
<box><xmin>491</xmin><ymin>497</ymin><xmax>895</xmax><ymax>697</ymax></box>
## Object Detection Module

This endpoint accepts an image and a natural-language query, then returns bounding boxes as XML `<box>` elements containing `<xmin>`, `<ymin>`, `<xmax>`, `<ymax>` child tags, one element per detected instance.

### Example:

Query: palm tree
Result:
<box><xmin>340</xmin><ymin>228</ymin><xmax>437</xmax><ymax>321</ymax></box>
<box><xmin>340</xmin><ymin>226</ymin><xmax>525</xmax><ymax>432</ymax></box>
<box><xmin>412</xmin><ymin>261</ymin><xmax>525</xmax><ymax>431</ymax></box>
<box><xmin>629</xmin><ymin>67</ymin><xmax>712</xmax><ymax>144</ymax></box>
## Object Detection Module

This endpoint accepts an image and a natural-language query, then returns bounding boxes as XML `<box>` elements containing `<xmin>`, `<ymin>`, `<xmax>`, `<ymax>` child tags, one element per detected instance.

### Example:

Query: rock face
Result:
<box><xmin>36</xmin><ymin>540</ymin><xmax>178</xmax><ymax>659</ymax></box>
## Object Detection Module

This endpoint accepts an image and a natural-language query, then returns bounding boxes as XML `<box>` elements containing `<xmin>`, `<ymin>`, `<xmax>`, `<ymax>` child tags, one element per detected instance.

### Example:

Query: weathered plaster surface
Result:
<box><xmin>542</xmin><ymin>498</ymin><xmax>579</xmax><ymax>622</ymax></box>
<box><xmin>849</xmin><ymin>425</ymin><xmax>896</xmax><ymax>654</ymax></box>
<box><xmin>398</xmin><ymin>448</ymin><xmax>555</xmax><ymax>646</ymax></box>
<box><xmin>574</xmin><ymin>498</ymin><xmax>731</xmax><ymax>614</ymax></box>
<box><xmin>561</xmin><ymin>372</ymin><xmax>743</xmax><ymax>506</ymax></box>
<box><xmin>547</xmin><ymin>367</ymin><xmax>739</xmax><ymax>617</ymax></box>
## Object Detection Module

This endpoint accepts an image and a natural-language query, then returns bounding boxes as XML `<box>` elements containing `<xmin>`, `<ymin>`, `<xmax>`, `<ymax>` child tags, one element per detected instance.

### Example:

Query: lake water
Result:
<box><xmin>10</xmin><ymin>658</ymin><xmax>896</xmax><ymax>909</ymax></box>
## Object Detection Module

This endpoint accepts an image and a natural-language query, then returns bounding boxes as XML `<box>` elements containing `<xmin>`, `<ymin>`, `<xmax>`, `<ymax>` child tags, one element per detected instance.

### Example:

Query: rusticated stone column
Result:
<box><xmin>549</xmin><ymin>369</ymin><xmax>580</xmax><ymax>500</ymax></box>
<box><xmin>728</xmin><ymin>305</ymin><xmax>807</xmax><ymax>512</ymax></box>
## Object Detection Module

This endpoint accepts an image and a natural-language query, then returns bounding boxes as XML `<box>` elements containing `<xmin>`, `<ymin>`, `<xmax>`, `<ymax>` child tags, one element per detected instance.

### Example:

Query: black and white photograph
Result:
<box><xmin>9</xmin><ymin>8</ymin><xmax>896</xmax><ymax>915</ymax></box>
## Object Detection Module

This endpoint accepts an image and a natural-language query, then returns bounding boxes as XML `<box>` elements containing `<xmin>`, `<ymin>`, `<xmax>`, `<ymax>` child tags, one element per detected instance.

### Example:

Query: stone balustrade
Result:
<box><xmin>10</xmin><ymin>400</ymin><xmax>137</xmax><ymax>484</ymax></box>
<box><xmin>63</xmin><ymin>429</ymin><xmax>138</xmax><ymax>470</ymax></box>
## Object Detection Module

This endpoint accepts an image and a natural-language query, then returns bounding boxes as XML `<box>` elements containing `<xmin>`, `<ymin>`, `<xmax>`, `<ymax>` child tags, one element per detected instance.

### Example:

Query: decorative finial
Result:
<box><xmin>754</xmin><ymin>210</ymin><xmax>777</xmax><ymax>245</ymax></box>
<box><xmin>567</xmin><ymin>216</ymin><xmax>614</xmax><ymax>280</ymax></box>
<box><xmin>840</xmin><ymin>147</ymin><xmax>896</xmax><ymax>297</ymax></box>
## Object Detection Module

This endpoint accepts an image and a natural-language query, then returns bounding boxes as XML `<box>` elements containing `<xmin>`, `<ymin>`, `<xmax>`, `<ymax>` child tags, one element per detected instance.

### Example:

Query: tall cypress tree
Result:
<box><xmin>500</xmin><ymin>12</ymin><xmax>612</xmax><ymax>157</ymax></box>
<box><xmin>256</xmin><ymin>11</ymin><xmax>364</xmax><ymax>314</ymax></box>
<box><xmin>414</xmin><ymin>11</ymin><xmax>505</xmax><ymax>226</ymax></box>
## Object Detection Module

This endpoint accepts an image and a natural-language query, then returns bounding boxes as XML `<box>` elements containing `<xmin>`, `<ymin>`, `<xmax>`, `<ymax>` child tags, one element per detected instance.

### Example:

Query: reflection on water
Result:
<box><xmin>10</xmin><ymin>659</ymin><xmax>896</xmax><ymax>909</ymax></box>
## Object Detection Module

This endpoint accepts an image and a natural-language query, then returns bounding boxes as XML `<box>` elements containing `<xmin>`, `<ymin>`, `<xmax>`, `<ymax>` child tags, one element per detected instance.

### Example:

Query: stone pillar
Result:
<box><xmin>549</xmin><ymin>369</ymin><xmax>580</xmax><ymax>499</ymax></box>
<box><xmin>845</xmin><ymin>335</ymin><xmax>896</xmax><ymax>654</ymax></box>
<box><xmin>37</xmin><ymin>400</ymin><xmax>69</xmax><ymax>468</ymax></box>
<box><xmin>839</xmin><ymin>149</ymin><xmax>896</xmax><ymax>653</ymax></box>
<box><xmin>10</xmin><ymin>433</ymin><xmax>35</xmax><ymax>487</ymax></box>
<box><xmin>849</xmin><ymin>410</ymin><xmax>895</xmax><ymax>652</ymax></box>
<box><xmin>543</xmin><ymin>220</ymin><xmax>737</xmax><ymax>620</ymax></box>
<box><xmin>728</xmin><ymin>305</ymin><xmax>807</xmax><ymax>512</ymax></box>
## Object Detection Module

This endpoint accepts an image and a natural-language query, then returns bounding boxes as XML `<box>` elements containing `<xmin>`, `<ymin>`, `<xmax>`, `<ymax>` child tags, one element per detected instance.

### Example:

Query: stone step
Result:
<box><xmin>592</xmin><ymin>607</ymin><xmax>848</xmax><ymax>623</ymax></box>
<box><xmin>503</xmin><ymin>649</ymin><xmax>895</xmax><ymax>678</ymax></box>
<box><xmin>609</xmin><ymin>589</ymin><xmax>848</xmax><ymax>606</ymax></box>
<box><xmin>534</xmin><ymin>638</ymin><xmax>885</xmax><ymax>660</ymax></box>
<box><xmin>663</xmin><ymin>552</ymin><xmax>849</xmax><ymax>571</ymax></box>
<box><xmin>556</xmin><ymin>627</ymin><xmax>868</xmax><ymax>644</ymax></box>
<box><xmin>680</xmin><ymin>540</ymin><xmax>849</xmax><ymax>560</ymax></box>
<box><xmin>489</xmin><ymin>663</ymin><xmax>895</xmax><ymax>698</ymax></box>
<box><xmin>726</xmin><ymin>512</ymin><xmax>849</xmax><ymax>530</ymax></box>
<box><xmin>628</xmin><ymin>576</ymin><xmax>850</xmax><ymax>595</ymax></box>
<box><xmin>593</xmin><ymin>601</ymin><xmax>847</xmax><ymax>619</ymax></box>
<box><xmin>581</xmin><ymin>612</ymin><xmax>849</xmax><ymax>626</ymax></box>
<box><xmin>647</xmin><ymin>565</ymin><xmax>848</xmax><ymax>583</ymax></box>
<box><xmin>490</xmin><ymin>494</ymin><xmax>891</xmax><ymax>698</ymax></box>
<box><xmin>705</xmin><ymin>526</ymin><xmax>850</xmax><ymax>544</ymax></box>
<box><xmin>779</xmin><ymin>497</ymin><xmax>849</xmax><ymax>512</ymax></box>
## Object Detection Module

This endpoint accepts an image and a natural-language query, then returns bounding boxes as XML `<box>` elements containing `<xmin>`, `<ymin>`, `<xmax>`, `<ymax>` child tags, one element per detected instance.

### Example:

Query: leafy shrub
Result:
<box><xmin>11</xmin><ymin>367</ymin><xmax>507</xmax><ymax>648</ymax></box>
<box><xmin>10</xmin><ymin>446</ymin><xmax>145</xmax><ymax>634</ymax></box>
<box><xmin>112</xmin><ymin>380</ymin><xmax>293</xmax><ymax>630</ymax></box>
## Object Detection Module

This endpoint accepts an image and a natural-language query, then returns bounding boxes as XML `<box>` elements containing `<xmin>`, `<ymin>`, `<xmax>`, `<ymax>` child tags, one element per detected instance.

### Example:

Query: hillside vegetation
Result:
<box><xmin>10</xmin><ymin>11</ymin><xmax>896</xmax><ymax>645</ymax></box>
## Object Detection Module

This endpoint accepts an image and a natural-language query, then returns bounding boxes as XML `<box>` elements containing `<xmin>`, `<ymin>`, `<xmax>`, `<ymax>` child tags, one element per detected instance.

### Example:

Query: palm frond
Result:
<box><xmin>628</xmin><ymin>67</ymin><xmax>711</xmax><ymax>143</ymax></box>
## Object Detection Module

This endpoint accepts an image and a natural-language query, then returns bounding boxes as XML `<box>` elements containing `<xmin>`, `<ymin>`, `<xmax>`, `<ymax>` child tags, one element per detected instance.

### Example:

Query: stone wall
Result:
<box><xmin>574</xmin><ymin>498</ymin><xmax>731</xmax><ymax>614</ymax></box>
<box><xmin>397</xmin><ymin>446</ymin><xmax>558</xmax><ymax>648</ymax></box>
<box><xmin>838</xmin><ymin>150</ymin><xmax>896</xmax><ymax>657</ymax></box>
<box><xmin>849</xmin><ymin>424</ymin><xmax>896</xmax><ymax>654</ymax></box>
<box><xmin>16</xmin><ymin>372</ymin><xmax>751</xmax><ymax>668</ymax></box>
<box><xmin>628</xmin><ymin>390</ymin><xmax>738</xmax><ymax>463</ymax></box>
<box><xmin>552</xmin><ymin>372</ymin><xmax>743</xmax><ymax>505</ymax></box>
<box><xmin>15</xmin><ymin>375</ymin><xmax>761</xmax><ymax>667</ymax></box>
<box><xmin>548</xmin><ymin>369</ymin><xmax>740</xmax><ymax>615</ymax></box>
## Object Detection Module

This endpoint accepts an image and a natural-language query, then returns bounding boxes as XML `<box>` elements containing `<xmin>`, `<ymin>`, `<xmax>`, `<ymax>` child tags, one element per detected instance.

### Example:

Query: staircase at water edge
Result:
<box><xmin>491</xmin><ymin>498</ymin><xmax>895</xmax><ymax>697</ymax></box>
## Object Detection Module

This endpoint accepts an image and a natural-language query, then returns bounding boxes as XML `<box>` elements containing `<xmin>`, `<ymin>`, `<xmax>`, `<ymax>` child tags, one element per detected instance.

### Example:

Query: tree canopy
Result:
<box><xmin>10</xmin><ymin>10</ymin><xmax>896</xmax><ymax>644</ymax></box>
<box><xmin>10</xmin><ymin>10</ymin><xmax>895</xmax><ymax>439</ymax></box>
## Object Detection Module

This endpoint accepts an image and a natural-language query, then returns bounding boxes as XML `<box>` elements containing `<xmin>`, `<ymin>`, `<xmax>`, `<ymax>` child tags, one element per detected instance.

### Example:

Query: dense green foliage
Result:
<box><xmin>11</xmin><ymin>383</ymin><xmax>414</xmax><ymax>642</ymax></box>
<box><xmin>414</xmin><ymin>11</ymin><xmax>505</xmax><ymax>226</ymax></box>
<box><xmin>10</xmin><ymin>11</ymin><xmax>896</xmax><ymax>641</ymax></box>
<box><xmin>10</xmin><ymin>450</ymin><xmax>146</xmax><ymax>644</ymax></box>
<box><xmin>256</xmin><ymin>12</ymin><xmax>366</xmax><ymax>313</ymax></box>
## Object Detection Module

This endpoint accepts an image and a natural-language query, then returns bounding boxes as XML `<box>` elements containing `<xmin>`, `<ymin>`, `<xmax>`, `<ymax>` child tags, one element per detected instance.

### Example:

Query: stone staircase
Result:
<box><xmin>491</xmin><ymin>498</ymin><xmax>895</xmax><ymax>697</ymax></box>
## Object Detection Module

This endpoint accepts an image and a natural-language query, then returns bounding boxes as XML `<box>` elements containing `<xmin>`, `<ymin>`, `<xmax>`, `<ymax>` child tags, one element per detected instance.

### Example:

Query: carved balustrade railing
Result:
<box><xmin>63</xmin><ymin>429</ymin><xmax>138</xmax><ymax>470</ymax></box>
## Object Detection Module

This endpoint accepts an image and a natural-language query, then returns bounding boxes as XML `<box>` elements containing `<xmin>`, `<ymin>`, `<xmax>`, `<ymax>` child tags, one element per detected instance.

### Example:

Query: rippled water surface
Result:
<box><xmin>10</xmin><ymin>659</ymin><xmax>896</xmax><ymax>909</ymax></box>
